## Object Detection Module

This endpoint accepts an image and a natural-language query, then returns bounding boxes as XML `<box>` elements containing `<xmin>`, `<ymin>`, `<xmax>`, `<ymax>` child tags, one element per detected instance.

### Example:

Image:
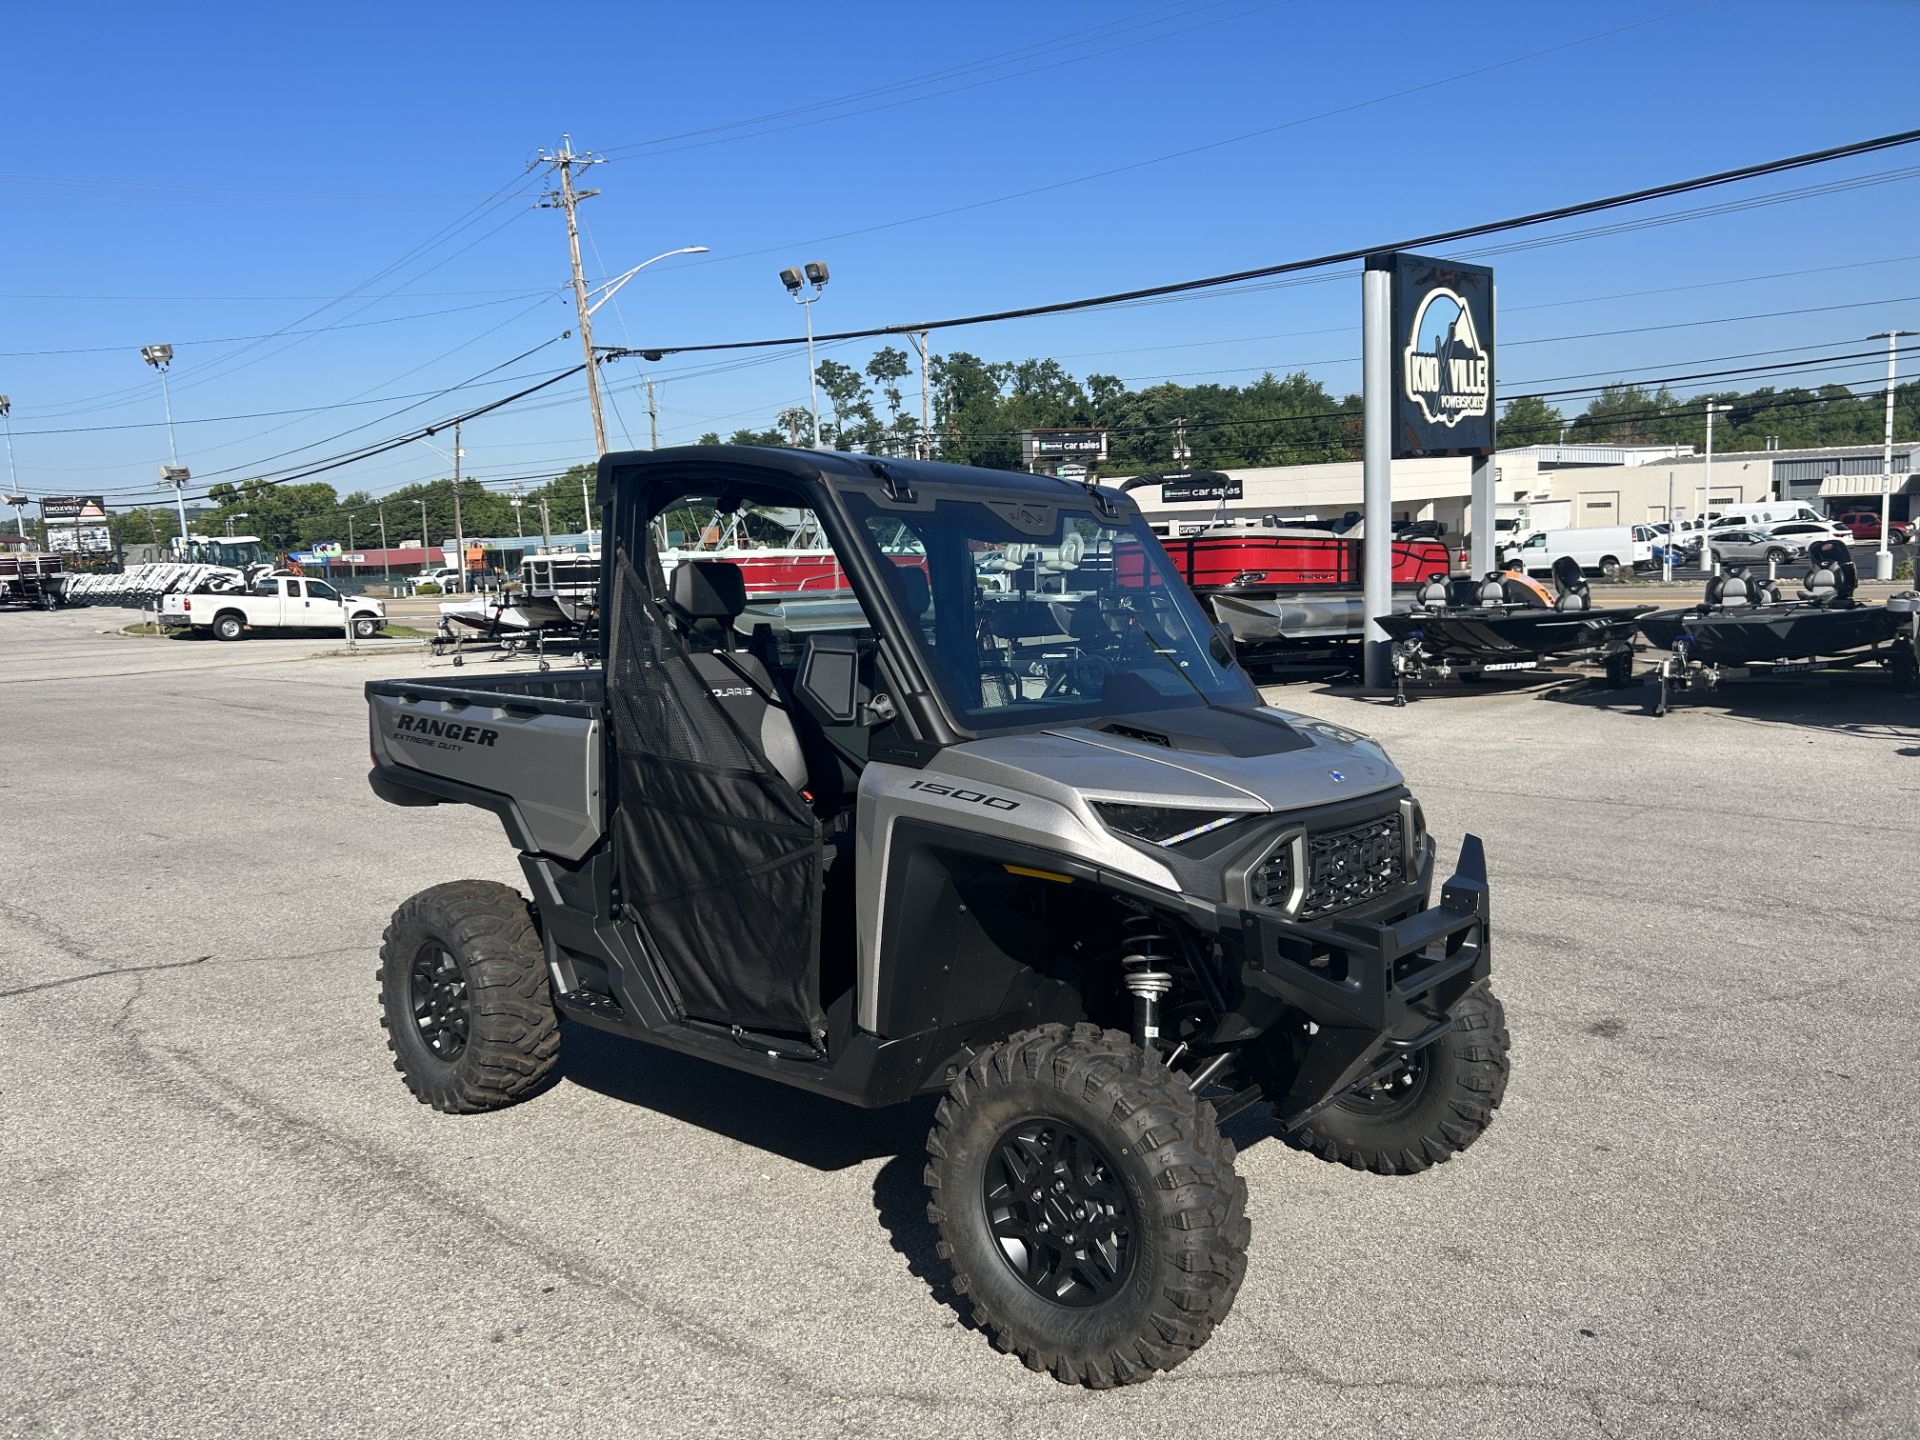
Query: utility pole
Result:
<box><xmin>646</xmin><ymin>379</ymin><xmax>660</xmax><ymax>449</ymax></box>
<box><xmin>511</xmin><ymin>482</ymin><xmax>526</xmax><ymax>541</ymax></box>
<box><xmin>580</xmin><ymin>471</ymin><xmax>594</xmax><ymax>546</ymax></box>
<box><xmin>1871</xmin><ymin>330</ymin><xmax>1912</xmax><ymax>581</ymax></box>
<box><xmin>909</xmin><ymin>331</ymin><xmax>932</xmax><ymax>460</ymax></box>
<box><xmin>536</xmin><ymin>135</ymin><xmax>609</xmax><ymax>456</ymax></box>
<box><xmin>451</xmin><ymin>419</ymin><xmax>467</xmax><ymax>591</ymax></box>
<box><xmin>0</xmin><ymin>395</ymin><xmax>23</xmax><ymax>535</ymax></box>
<box><xmin>377</xmin><ymin>503</ymin><xmax>390</xmax><ymax>585</ymax></box>
<box><xmin>538</xmin><ymin>497</ymin><xmax>553</xmax><ymax>551</ymax></box>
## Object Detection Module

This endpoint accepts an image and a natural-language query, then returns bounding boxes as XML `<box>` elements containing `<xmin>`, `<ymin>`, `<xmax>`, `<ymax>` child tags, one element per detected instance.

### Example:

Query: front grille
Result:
<box><xmin>1301</xmin><ymin>815</ymin><xmax>1404</xmax><ymax>918</ymax></box>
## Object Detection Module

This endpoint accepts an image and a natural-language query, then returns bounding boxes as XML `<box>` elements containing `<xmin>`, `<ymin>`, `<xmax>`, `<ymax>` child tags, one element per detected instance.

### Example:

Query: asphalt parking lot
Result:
<box><xmin>3</xmin><ymin>608</ymin><xmax>1916</xmax><ymax>1439</ymax></box>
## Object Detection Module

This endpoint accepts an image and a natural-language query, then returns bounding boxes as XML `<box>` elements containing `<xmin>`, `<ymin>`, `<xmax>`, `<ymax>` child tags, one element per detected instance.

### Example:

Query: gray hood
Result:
<box><xmin>945</xmin><ymin>704</ymin><xmax>1402</xmax><ymax>816</ymax></box>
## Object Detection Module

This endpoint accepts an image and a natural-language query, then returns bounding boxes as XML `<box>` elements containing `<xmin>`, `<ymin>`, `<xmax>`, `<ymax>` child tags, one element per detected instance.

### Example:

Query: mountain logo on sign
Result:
<box><xmin>1401</xmin><ymin>287</ymin><xmax>1490</xmax><ymax>428</ymax></box>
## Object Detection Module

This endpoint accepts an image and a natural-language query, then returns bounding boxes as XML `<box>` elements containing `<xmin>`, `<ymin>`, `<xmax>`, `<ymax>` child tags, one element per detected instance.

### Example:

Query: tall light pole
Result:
<box><xmin>1703</xmin><ymin>401</ymin><xmax>1732</xmax><ymax>576</ymax></box>
<box><xmin>1870</xmin><ymin>331</ymin><xmax>1912</xmax><ymax>581</ymax></box>
<box><xmin>0</xmin><ymin>394</ymin><xmax>24</xmax><ymax>538</ymax></box>
<box><xmin>142</xmin><ymin>344</ymin><xmax>190</xmax><ymax>554</ymax></box>
<box><xmin>779</xmin><ymin>261</ymin><xmax>829</xmax><ymax>449</ymax></box>
<box><xmin>581</xmin><ymin>245</ymin><xmax>707</xmax><ymax>454</ymax></box>
<box><xmin>377</xmin><ymin>502</ymin><xmax>390</xmax><ymax>585</ymax></box>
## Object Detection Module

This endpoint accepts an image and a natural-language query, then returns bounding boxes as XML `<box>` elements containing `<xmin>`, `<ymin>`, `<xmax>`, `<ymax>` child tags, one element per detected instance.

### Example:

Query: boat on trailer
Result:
<box><xmin>1373</xmin><ymin>557</ymin><xmax>1654</xmax><ymax>704</ymax></box>
<box><xmin>1637</xmin><ymin>541</ymin><xmax>1918</xmax><ymax>715</ymax></box>
<box><xmin>1122</xmin><ymin>474</ymin><xmax>1450</xmax><ymax>658</ymax></box>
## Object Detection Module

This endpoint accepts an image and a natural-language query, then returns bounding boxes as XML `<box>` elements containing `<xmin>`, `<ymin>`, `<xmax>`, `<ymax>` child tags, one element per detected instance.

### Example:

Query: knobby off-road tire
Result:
<box><xmin>925</xmin><ymin>1023</ymin><xmax>1250</xmax><ymax>1388</ymax></box>
<box><xmin>377</xmin><ymin>880</ymin><xmax>560</xmax><ymax>1114</ymax></box>
<box><xmin>1287</xmin><ymin>979</ymin><xmax>1511</xmax><ymax>1176</ymax></box>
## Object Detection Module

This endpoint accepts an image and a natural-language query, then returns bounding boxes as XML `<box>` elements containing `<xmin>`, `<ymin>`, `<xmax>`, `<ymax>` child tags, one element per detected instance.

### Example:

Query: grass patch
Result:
<box><xmin>120</xmin><ymin>622</ymin><xmax>183</xmax><ymax>637</ymax></box>
<box><xmin>376</xmin><ymin>624</ymin><xmax>433</xmax><ymax>639</ymax></box>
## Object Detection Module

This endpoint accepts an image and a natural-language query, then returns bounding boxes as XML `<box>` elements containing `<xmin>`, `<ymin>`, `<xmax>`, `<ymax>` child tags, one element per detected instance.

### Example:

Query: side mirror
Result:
<box><xmin>796</xmin><ymin>634</ymin><xmax>863</xmax><ymax>726</ymax></box>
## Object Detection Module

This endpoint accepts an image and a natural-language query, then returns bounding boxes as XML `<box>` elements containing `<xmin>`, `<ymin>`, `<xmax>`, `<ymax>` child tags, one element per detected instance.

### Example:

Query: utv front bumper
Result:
<box><xmin>1229</xmin><ymin>836</ymin><xmax>1492</xmax><ymax>1123</ymax></box>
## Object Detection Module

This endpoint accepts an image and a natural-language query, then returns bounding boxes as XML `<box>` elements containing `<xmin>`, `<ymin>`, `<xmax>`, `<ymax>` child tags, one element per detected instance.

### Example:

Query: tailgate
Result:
<box><xmin>367</xmin><ymin>674</ymin><xmax>603</xmax><ymax>860</ymax></box>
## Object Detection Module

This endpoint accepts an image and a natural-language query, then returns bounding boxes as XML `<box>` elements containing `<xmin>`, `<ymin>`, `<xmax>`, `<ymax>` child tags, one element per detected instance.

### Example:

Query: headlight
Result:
<box><xmin>1094</xmin><ymin>803</ymin><xmax>1248</xmax><ymax>848</ymax></box>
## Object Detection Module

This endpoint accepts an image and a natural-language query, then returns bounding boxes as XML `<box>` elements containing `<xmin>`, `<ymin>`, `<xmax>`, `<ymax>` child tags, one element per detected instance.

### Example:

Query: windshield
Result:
<box><xmin>847</xmin><ymin>494</ymin><xmax>1255</xmax><ymax>731</ymax></box>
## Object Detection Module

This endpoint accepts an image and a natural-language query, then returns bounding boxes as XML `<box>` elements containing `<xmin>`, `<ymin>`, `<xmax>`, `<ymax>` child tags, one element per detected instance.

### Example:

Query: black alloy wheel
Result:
<box><xmin>1336</xmin><ymin>1050</ymin><xmax>1430</xmax><ymax>1115</ymax></box>
<box><xmin>983</xmin><ymin>1118</ymin><xmax>1136</xmax><ymax>1308</ymax></box>
<box><xmin>408</xmin><ymin>946</ymin><xmax>470</xmax><ymax>1062</ymax></box>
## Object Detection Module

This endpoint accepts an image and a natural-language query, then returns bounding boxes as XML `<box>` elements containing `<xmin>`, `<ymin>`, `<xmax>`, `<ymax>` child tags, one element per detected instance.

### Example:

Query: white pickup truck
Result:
<box><xmin>159</xmin><ymin>573</ymin><xmax>386</xmax><ymax>641</ymax></box>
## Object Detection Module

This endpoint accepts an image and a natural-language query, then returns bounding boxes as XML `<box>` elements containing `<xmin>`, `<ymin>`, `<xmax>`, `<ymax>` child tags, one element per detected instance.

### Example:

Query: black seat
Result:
<box><xmin>669</xmin><ymin>561</ymin><xmax>809</xmax><ymax>792</ymax></box>
<box><xmin>1798</xmin><ymin>540</ymin><xmax>1856</xmax><ymax>604</ymax></box>
<box><xmin>1550</xmin><ymin>555</ymin><xmax>1589</xmax><ymax>611</ymax></box>
<box><xmin>1417</xmin><ymin>577</ymin><xmax>1452</xmax><ymax>612</ymax></box>
<box><xmin>1706</xmin><ymin>567</ymin><xmax>1763</xmax><ymax>609</ymax></box>
<box><xmin>1476</xmin><ymin>571</ymin><xmax>1509</xmax><ymax>608</ymax></box>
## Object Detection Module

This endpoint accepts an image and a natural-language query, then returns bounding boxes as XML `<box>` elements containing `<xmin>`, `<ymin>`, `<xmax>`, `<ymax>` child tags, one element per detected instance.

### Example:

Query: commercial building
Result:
<box><xmin>1119</xmin><ymin>441</ymin><xmax>1913</xmax><ymax>535</ymax></box>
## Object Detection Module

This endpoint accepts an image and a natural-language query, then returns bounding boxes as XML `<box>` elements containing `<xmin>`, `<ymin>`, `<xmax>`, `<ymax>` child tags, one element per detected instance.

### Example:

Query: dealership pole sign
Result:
<box><xmin>1020</xmin><ymin>427</ymin><xmax>1108</xmax><ymax>468</ymax></box>
<box><xmin>1369</xmin><ymin>252</ymin><xmax>1495</xmax><ymax>458</ymax></box>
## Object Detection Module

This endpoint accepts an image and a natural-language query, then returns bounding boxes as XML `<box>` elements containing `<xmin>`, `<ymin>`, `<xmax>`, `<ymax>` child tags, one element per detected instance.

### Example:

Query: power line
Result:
<box><xmin>605</xmin><ymin>127</ymin><xmax>1920</xmax><ymax>362</ymax></box>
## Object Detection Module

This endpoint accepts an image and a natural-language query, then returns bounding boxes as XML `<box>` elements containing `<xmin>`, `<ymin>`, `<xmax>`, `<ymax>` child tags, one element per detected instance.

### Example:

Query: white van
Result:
<box><xmin>1708</xmin><ymin>502</ymin><xmax>1824</xmax><ymax>534</ymax></box>
<box><xmin>1500</xmin><ymin>524</ymin><xmax>1646</xmax><ymax>579</ymax></box>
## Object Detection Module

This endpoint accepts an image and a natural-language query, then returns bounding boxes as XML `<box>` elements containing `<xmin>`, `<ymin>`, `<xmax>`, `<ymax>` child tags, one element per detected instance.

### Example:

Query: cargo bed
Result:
<box><xmin>365</xmin><ymin>669</ymin><xmax>604</xmax><ymax>860</ymax></box>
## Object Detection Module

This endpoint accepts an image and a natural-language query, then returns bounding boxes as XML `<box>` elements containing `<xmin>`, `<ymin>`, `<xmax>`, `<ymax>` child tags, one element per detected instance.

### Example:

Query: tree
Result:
<box><xmin>814</xmin><ymin>359</ymin><xmax>877</xmax><ymax>451</ymax></box>
<box><xmin>1500</xmin><ymin>395</ymin><xmax>1565</xmax><ymax>447</ymax></box>
<box><xmin>777</xmin><ymin>407</ymin><xmax>815</xmax><ymax>447</ymax></box>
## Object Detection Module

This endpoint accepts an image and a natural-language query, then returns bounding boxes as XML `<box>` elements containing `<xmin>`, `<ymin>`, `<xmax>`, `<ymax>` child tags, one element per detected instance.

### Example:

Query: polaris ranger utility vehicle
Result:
<box><xmin>367</xmin><ymin>447</ymin><xmax>1509</xmax><ymax>1388</ymax></box>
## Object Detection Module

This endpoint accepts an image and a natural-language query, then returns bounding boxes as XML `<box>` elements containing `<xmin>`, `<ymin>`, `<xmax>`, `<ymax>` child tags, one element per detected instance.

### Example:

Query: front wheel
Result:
<box><xmin>352</xmin><ymin>614</ymin><xmax>381</xmax><ymax>639</ymax></box>
<box><xmin>1286</xmin><ymin>980</ymin><xmax>1511</xmax><ymax>1175</ymax></box>
<box><xmin>926</xmin><ymin>1023</ymin><xmax>1249</xmax><ymax>1388</ymax></box>
<box><xmin>377</xmin><ymin>880</ymin><xmax>560</xmax><ymax>1114</ymax></box>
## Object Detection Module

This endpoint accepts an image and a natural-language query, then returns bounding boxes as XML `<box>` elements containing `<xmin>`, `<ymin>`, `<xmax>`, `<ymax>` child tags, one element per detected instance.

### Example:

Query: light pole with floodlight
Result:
<box><xmin>142</xmin><ymin>345</ymin><xmax>191</xmax><ymax>554</ymax></box>
<box><xmin>779</xmin><ymin>261</ymin><xmax>829</xmax><ymax>448</ymax></box>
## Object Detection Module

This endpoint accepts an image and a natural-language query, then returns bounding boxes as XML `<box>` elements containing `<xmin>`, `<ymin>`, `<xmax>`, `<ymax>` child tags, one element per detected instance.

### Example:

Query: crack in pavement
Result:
<box><xmin>0</xmin><ymin>943</ymin><xmax>366</xmax><ymax>1000</ymax></box>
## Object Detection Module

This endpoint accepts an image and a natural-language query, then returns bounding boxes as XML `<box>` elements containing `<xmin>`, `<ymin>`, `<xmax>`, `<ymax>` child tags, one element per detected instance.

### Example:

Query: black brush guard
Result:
<box><xmin>1238</xmin><ymin>836</ymin><xmax>1491</xmax><ymax>1125</ymax></box>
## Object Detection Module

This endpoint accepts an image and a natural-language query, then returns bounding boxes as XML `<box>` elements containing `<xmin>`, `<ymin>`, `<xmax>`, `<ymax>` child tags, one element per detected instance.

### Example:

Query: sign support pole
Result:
<box><xmin>1469</xmin><ymin>455</ymin><xmax>1495</xmax><ymax>577</ymax></box>
<box><xmin>1361</xmin><ymin>263</ymin><xmax>1394</xmax><ymax>688</ymax></box>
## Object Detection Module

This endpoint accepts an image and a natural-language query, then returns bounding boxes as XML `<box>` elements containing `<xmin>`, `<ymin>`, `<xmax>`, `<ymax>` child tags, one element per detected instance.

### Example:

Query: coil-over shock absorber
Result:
<box><xmin>1119</xmin><ymin>909</ymin><xmax>1176</xmax><ymax>1051</ymax></box>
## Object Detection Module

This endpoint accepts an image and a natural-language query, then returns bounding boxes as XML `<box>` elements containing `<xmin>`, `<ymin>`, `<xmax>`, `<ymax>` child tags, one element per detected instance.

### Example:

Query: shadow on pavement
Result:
<box><xmin>557</xmin><ymin>1020</ymin><xmax>935</xmax><ymax>1171</ymax></box>
<box><xmin>1546</xmin><ymin>661</ymin><xmax>1920</xmax><ymax>739</ymax></box>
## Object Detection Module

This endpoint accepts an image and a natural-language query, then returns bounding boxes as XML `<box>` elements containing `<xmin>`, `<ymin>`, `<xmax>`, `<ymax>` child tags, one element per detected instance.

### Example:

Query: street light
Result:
<box><xmin>779</xmin><ymin>260</ymin><xmax>830</xmax><ymax>449</ymax></box>
<box><xmin>570</xmin><ymin>245</ymin><xmax>708</xmax><ymax>458</ymax></box>
<box><xmin>225</xmin><ymin>512</ymin><xmax>249</xmax><ymax>538</ymax></box>
<box><xmin>1703</xmin><ymin>401</ymin><xmax>1732</xmax><ymax>576</ymax></box>
<box><xmin>1869</xmin><ymin>331</ymin><xmax>1913</xmax><ymax>581</ymax></box>
<box><xmin>143</xmin><ymin>345</ymin><xmax>188</xmax><ymax>554</ymax></box>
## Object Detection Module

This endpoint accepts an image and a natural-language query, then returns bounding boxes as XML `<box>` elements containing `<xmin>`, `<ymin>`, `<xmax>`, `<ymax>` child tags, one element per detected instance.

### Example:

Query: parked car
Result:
<box><xmin>1759</xmin><ymin>519</ymin><xmax>1852</xmax><ymax>548</ymax></box>
<box><xmin>1393</xmin><ymin>519</ymin><xmax>1447</xmax><ymax>541</ymax></box>
<box><xmin>1707</xmin><ymin>529</ymin><xmax>1805</xmax><ymax>566</ymax></box>
<box><xmin>1831</xmin><ymin>510</ymin><xmax>1912</xmax><ymax>545</ymax></box>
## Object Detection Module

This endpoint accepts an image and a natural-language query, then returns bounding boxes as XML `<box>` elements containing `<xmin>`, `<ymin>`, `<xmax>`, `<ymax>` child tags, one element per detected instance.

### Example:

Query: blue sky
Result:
<box><xmin>2</xmin><ymin>0</ymin><xmax>1917</xmax><ymax>515</ymax></box>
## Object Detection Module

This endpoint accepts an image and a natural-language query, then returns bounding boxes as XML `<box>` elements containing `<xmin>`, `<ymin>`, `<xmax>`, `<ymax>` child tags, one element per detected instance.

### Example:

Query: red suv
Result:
<box><xmin>1831</xmin><ymin>510</ymin><xmax>1911</xmax><ymax>544</ymax></box>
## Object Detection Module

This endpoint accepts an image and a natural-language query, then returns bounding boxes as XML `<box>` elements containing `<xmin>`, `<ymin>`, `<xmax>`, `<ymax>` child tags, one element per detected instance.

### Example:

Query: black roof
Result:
<box><xmin>598</xmin><ymin>445</ymin><xmax>1133</xmax><ymax>510</ymax></box>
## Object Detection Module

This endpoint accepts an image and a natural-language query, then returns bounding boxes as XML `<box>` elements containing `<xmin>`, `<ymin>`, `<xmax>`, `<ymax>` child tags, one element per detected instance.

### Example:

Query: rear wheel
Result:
<box><xmin>926</xmin><ymin>1023</ymin><xmax>1249</xmax><ymax>1388</ymax></box>
<box><xmin>1598</xmin><ymin>556</ymin><xmax>1620</xmax><ymax>578</ymax></box>
<box><xmin>213</xmin><ymin>613</ymin><xmax>245</xmax><ymax>641</ymax></box>
<box><xmin>1286</xmin><ymin>980</ymin><xmax>1510</xmax><ymax>1175</ymax></box>
<box><xmin>377</xmin><ymin>880</ymin><xmax>560</xmax><ymax>1114</ymax></box>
